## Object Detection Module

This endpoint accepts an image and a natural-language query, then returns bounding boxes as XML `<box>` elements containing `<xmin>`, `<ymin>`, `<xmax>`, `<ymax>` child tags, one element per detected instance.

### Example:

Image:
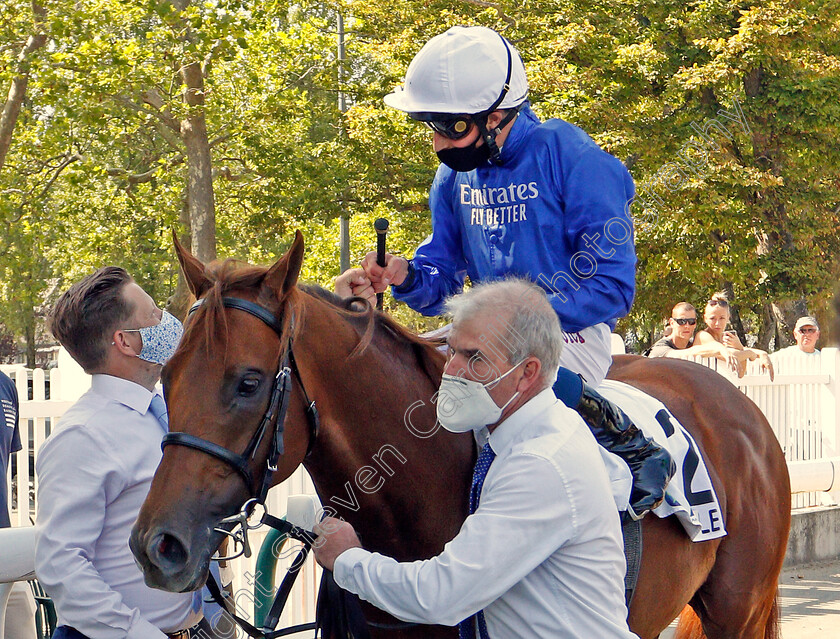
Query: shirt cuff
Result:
<box><xmin>333</xmin><ymin>547</ymin><xmax>373</xmax><ymax>592</ymax></box>
<box><xmin>391</xmin><ymin>260</ymin><xmax>416</xmax><ymax>293</ymax></box>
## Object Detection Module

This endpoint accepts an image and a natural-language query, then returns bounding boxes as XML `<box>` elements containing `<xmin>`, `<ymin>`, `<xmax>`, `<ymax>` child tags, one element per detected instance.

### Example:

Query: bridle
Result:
<box><xmin>160</xmin><ymin>294</ymin><xmax>404</xmax><ymax>638</ymax></box>
<box><xmin>161</xmin><ymin>296</ymin><xmax>320</xmax><ymax>558</ymax></box>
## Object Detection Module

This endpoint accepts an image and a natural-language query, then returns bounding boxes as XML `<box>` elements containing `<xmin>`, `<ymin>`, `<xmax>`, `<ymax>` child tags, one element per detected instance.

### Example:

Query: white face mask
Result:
<box><xmin>435</xmin><ymin>361</ymin><xmax>522</xmax><ymax>433</ymax></box>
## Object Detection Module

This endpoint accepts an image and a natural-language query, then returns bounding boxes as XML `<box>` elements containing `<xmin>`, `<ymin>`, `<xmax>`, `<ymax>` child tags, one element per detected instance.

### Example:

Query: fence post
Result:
<box><xmin>55</xmin><ymin>347</ymin><xmax>90</xmax><ymax>402</ymax></box>
<box><xmin>821</xmin><ymin>348</ymin><xmax>840</xmax><ymax>503</ymax></box>
<box><xmin>820</xmin><ymin>348</ymin><xmax>840</xmax><ymax>456</ymax></box>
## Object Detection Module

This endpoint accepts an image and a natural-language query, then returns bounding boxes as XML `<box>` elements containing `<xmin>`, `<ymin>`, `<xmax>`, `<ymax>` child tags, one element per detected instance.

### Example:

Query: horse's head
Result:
<box><xmin>130</xmin><ymin>231</ymin><xmax>311</xmax><ymax>592</ymax></box>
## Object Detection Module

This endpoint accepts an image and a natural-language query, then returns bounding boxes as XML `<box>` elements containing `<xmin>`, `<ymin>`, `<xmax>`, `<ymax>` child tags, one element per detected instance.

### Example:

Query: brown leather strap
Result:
<box><xmin>166</xmin><ymin>621</ymin><xmax>202</xmax><ymax>639</ymax></box>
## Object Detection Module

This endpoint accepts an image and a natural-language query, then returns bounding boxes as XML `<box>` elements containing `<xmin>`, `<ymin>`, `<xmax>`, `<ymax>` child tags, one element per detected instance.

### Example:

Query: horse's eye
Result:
<box><xmin>237</xmin><ymin>377</ymin><xmax>260</xmax><ymax>396</ymax></box>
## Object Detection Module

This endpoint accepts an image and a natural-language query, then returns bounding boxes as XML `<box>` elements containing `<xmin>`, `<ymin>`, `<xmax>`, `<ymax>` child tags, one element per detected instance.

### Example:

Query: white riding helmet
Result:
<box><xmin>384</xmin><ymin>26</ymin><xmax>528</xmax><ymax>115</ymax></box>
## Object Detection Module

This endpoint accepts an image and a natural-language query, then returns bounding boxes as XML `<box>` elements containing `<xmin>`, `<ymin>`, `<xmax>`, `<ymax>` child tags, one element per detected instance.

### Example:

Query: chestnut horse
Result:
<box><xmin>131</xmin><ymin>233</ymin><xmax>790</xmax><ymax>639</ymax></box>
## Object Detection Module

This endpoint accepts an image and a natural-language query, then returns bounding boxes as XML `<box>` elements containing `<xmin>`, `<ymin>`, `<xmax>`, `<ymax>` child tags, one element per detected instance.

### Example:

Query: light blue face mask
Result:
<box><xmin>123</xmin><ymin>310</ymin><xmax>184</xmax><ymax>366</ymax></box>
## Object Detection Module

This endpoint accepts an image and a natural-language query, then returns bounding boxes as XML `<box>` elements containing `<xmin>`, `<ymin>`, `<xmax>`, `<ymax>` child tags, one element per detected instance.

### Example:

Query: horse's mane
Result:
<box><xmin>297</xmin><ymin>283</ymin><xmax>445</xmax><ymax>383</ymax></box>
<box><xmin>176</xmin><ymin>259</ymin><xmax>444</xmax><ymax>384</ymax></box>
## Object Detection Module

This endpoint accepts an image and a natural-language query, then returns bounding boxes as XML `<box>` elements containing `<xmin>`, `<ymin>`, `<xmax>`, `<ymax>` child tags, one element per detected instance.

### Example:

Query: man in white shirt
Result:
<box><xmin>313</xmin><ymin>278</ymin><xmax>637</xmax><ymax>638</ymax></box>
<box><xmin>35</xmin><ymin>267</ymin><xmax>211</xmax><ymax>639</ymax></box>
<box><xmin>774</xmin><ymin>316</ymin><xmax>821</xmax><ymax>358</ymax></box>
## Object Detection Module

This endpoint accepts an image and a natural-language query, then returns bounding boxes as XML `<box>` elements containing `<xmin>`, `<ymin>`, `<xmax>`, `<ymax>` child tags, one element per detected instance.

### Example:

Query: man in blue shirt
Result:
<box><xmin>342</xmin><ymin>26</ymin><xmax>671</xmax><ymax>519</ymax></box>
<box><xmin>0</xmin><ymin>371</ymin><xmax>22</xmax><ymax>530</ymax></box>
<box><xmin>36</xmin><ymin>268</ymin><xmax>213</xmax><ymax>639</ymax></box>
<box><xmin>1</xmin><ymin>369</ymin><xmax>38</xmax><ymax>639</ymax></box>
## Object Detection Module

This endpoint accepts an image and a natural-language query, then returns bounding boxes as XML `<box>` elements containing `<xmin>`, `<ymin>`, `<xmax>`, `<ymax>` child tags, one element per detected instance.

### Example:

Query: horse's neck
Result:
<box><xmin>297</xmin><ymin>296</ymin><xmax>474</xmax><ymax>560</ymax></box>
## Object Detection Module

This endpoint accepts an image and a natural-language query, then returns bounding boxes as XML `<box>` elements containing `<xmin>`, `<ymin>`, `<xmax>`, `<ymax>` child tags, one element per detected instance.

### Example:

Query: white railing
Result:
<box><xmin>0</xmin><ymin>526</ymin><xmax>37</xmax><ymax>636</ymax></box>
<box><xmin>686</xmin><ymin>347</ymin><xmax>840</xmax><ymax>508</ymax></box>
<box><xmin>5</xmin><ymin>345</ymin><xmax>839</xmax><ymax>630</ymax></box>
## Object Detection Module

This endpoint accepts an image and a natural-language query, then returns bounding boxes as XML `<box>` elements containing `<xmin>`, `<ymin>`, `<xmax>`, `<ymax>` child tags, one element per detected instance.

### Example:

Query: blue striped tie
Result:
<box><xmin>149</xmin><ymin>394</ymin><xmax>169</xmax><ymax>431</ymax></box>
<box><xmin>458</xmin><ymin>442</ymin><xmax>496</xmax><ymax>639</ymax></box>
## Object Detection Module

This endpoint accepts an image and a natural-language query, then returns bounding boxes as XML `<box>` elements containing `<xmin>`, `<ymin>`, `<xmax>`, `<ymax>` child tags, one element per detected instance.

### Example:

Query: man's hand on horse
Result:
<box><xmin>335</xmin><ymin>268</ymin><xmax>376</xmax><ymax>303</ymax></box>
<box><xmin>313</xmin><ymin>517</ymin><xmax>362</xmax><ymax>572</ymax></box>
<box><xmin>360</xmin><ymin>251</ymin><xmax>409</xmax><ymax>293</ymax></box>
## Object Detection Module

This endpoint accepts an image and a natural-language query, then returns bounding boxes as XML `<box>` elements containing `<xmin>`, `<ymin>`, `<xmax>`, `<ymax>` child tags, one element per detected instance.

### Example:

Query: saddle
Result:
<box><xmin>553</xmin><ymin>367</ymin><xmax>676</xmax><ymax>521</ymax></box>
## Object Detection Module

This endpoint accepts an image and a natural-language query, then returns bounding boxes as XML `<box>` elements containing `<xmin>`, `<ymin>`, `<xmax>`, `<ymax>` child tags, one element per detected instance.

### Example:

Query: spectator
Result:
<box><xmin>1</xmin><ymin>370</ymin><xmax>38</xmax><ymax>639</ymax></box>
<box><xmin>647</xmin><ymin>302</ymin><xmax>697</xmax><ymax>356</ymax></box>
<box><xmin>313</xmin><ymin>279</ymin><xmax>638</xmax><ymax>639</ymax></box>
<box><xmin>771</xmin><ymin>316</ymin><xmax>821</xmax><ymax>363</ymax></box>
<box><xmin>694</xmin><ymin>293</ymin><xmax>774</xmax><ymax>380</ymax></box>
<box><xmin>647</xmin><ymin>301</ymin><xmax>740</xmax><ymax>371</ymax></box>
<box><xmin>35</xmin><ymin>267</ymin><xmax>215</xmax><ymax>639</ymax></box>
<box><xmin>695</xmin><ymin>292</ymin><xmax>743</xmax><ymax>349</ymax></box>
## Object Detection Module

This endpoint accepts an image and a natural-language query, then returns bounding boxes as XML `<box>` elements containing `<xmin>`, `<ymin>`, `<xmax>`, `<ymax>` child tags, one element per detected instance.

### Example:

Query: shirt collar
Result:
<box><xmin>475</xmin><ymin>387</ymin><xmax>558</xmax><ymax>456</ymax></box>
<box><xmin>90</xmin><ymin>374</ymin><xmax>161</xmax><ymax>416</ymax></box>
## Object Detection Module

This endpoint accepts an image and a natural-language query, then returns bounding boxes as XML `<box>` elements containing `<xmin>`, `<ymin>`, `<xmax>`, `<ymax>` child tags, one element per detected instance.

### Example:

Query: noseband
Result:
<box><xmin>161</xmin><ymin>297</ymin><xmax>319</xmax><ymax>506</ymax></box>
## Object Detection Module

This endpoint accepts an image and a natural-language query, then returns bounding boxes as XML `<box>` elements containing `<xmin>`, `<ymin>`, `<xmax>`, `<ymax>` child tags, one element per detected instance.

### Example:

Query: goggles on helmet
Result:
<box><xmin>409</xmin><ymin>114</ymin><xmax>474</xmax><ymax>140</ymax></box>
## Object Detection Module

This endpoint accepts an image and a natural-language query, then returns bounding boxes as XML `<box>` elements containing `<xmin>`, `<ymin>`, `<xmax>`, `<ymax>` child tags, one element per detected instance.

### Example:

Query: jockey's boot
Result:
<box><xmin>553</xmin><ymin>368</ymin><xmax>676</xmax><ymax>520</ymax></box>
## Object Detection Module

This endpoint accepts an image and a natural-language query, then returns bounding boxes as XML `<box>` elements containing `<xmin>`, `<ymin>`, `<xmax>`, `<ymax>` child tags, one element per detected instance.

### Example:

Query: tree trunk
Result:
<box><xmin>180</xmin><ymin>60</ymin><xmax>216</xmax><ymax>263</ymax></box>
<box><xmin>832</xmin><ymin>285</ymin><xmax>840</xmax><ymax>348</ymax></box>
<box><xmin>756</xmin><ymin>303</ymin><xmax>775</xmax><ymax>351</ymax></box>
<box><xmin>0</xmin><ymin>1</ymin><xmax>47</xmax><ymax>170</ymax></box>
<box><xmin>167</xmin><ymin>194</ymin><xmax>194</xmax><ymax>320</ymax></box>
<box><xmin>744</xmin><ymin>66</ymin><xmax>806</xmax><ymax>349</ymax></box>
<box><xmin>24</xmin><ymin>315</ymin><xmax>36</xmax><ymax>370</ymax></box>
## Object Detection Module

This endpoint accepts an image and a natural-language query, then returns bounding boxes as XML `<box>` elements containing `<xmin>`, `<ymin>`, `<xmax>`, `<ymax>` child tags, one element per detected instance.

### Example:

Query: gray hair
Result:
<box><xmin>444</xmin><ymin>278</ymin><xmax>563</xmax><ymax>385</ymax></box>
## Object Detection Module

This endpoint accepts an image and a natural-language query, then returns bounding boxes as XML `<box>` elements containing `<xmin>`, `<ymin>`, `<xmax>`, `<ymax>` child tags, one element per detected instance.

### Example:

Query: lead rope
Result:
<box><xmin>206</xmin><ymin>512</ymin><xmax>373</xmax><ymax>639</ymax></box>
<box><xmin>206</xmin><ymin>516</ymin><xmax>317</xmax><ymax>639</ymax></box>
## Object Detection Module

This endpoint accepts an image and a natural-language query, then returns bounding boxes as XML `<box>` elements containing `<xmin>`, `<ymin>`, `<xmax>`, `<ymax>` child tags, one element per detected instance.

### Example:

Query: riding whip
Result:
<box><xmin>374</xmin><ymin>218</ymin><xmax>389</xmax><ymax>310</ymax></box>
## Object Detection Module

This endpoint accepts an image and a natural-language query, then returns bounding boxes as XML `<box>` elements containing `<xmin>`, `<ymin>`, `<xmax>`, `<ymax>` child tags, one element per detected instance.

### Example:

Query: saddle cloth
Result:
<box><xmin>598</xmin><ymin>379</ymin><xmax>727</xmax><ymax>543</ymax></box>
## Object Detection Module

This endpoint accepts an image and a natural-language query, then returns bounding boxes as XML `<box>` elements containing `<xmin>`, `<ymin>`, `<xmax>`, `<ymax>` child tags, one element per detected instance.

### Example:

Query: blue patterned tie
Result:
<box><xmin>149</xmin><ymin>394</ymin><xmax>169</xmax><ymax>431</ymax></box>
<box><xmin>458</xmin><ymin>442</ymin><xmax>496</xmax><ymax>639</ymax></box>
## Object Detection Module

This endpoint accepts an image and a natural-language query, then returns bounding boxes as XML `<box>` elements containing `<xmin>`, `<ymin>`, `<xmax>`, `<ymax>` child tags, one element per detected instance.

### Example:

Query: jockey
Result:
<box><xmin>345</xmin><ymin>26</ymin><xmax>673</xmax><ymax>520</ymax></box>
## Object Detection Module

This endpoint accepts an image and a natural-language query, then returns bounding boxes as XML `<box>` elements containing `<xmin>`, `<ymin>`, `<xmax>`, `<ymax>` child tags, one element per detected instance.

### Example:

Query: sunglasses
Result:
<box><xmin>708</xmin><ymin>299</ymin><xmax>729</xmax><ymax>308</ymax></box>
<box><xmin>423</xmin><ymin>116</ymin><xmax>474</xmax><ymax>140</ymax></box>
<box><xmin>798</xmin><ymin>327</ymin><xmax>818</xmax><ymax>334</ymax></box>
<box><xmin>672</xmin><ymin>317</ymin><xmax>697</xmax><ymax>326</ymax></box>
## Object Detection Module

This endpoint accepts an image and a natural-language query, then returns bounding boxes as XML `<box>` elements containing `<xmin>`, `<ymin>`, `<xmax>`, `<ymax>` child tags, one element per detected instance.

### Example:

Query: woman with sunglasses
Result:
<box><xmin>693</xmin><ymin>293</ymin><xmax>774</xmax><ymax>380</ymax></box>
<box><xmin>695</xmin><ymin>293</ymin><xmax>742</xmax><ymax>349</ymax></box>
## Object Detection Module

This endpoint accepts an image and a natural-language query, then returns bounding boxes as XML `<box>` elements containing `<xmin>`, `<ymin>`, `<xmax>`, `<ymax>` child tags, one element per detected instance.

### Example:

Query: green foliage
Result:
<box><xmin>0</xmin><ymin>0</ymin><xmax>838</xmax><ymax>358</ymax></box>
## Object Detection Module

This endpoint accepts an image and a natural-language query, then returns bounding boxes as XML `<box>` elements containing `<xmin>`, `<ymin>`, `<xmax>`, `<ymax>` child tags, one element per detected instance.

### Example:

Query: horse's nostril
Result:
<box><xmin>149</xmin><ymin>531</ymin><xmax>189</xmax><ymax>575</ymax></box>
<box><xmin>158</xmin><ymin>534</ymin><xmax>183</xmax><ymax>560</ymax></box>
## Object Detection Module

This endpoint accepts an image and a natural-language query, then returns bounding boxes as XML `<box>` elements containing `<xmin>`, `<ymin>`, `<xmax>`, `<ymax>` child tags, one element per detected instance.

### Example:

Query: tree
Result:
<box><xmin>348</xmin><ymin>0</ymin><xmax>840</xmax><ymax>349</ymax></box>
<box><xmin>1</xmin><ymin>0</ymin><xmax>838</xmax><ymax>356</ymax></box>
<box><xmin>0</xmin><ymin>1</ymin><xmax>46</xmax><ymax>170</ymax></box>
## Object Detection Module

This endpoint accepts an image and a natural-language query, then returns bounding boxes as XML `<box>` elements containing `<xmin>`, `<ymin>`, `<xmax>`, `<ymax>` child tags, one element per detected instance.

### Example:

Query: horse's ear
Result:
<box><xmin>264</xmin><ymin>230</ymin><xmax>305</xmax><ymax>299</ymax></box>
<box><xmin>172</xmin><ymin>229</ymin><xmax>212</xmax><ymax>298</ymax></box>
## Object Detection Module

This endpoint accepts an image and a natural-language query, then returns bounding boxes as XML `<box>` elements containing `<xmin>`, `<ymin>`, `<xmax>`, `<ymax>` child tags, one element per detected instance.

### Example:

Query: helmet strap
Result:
<box><xmin>473</xmin><ymin>33</ymin><xmax>520</xmax><ymax>166</ymax></box>
<box><xmin>475</xmin><ymin>104</ymin><xmax>523</xmax><ymax>165</ymax></box>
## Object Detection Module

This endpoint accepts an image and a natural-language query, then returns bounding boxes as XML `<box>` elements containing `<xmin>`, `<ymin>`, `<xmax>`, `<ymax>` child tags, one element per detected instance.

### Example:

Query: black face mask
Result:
<box><xmin>436</xmin><ymin>139</ymin><xmax>491</xmax><ymax>172</ymax></box>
